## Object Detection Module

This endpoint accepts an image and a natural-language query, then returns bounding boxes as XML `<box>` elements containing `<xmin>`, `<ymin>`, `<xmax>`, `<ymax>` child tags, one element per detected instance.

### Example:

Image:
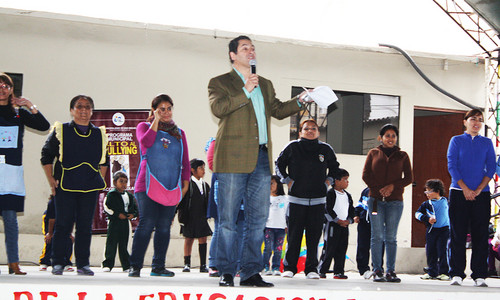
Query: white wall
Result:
<box><xmin>0</xmin><ymin>9</ymin><xmax>485</xmax><ymax>272</ymax></box>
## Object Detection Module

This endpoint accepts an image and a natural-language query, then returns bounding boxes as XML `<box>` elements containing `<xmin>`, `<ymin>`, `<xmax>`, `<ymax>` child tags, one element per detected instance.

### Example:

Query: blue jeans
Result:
<box><xmin>52</xmin><ymin>189</ymin><xmax>98</xmax><ymax>268</ymax></box>
<box><xmin>209</xmin><ymin>209</ymin><xmax>246</xmax><ymax>269</ymax></box>
<box><xmin>367</xmin><ymin>198</ymin><xmax>403</xmax><ymax>273</ymax></box>
<box><xmin>2</xmin><ymin>210</ymin><xmax>19</xmax><ymax>263</ymax></box>
<box><xmin>215</xmin><ymin>148</ymin><xmax>271</xmax><ymax>281</ymax></box>
<box><xmin>129</xmin><ymin>192</ymin><xmax>176</xmax><ymax>269</ymax></box>
<box><xmin>263</xmin><ymin>228</ymin><xmax>286</xmax><ymax>270</ymax></box>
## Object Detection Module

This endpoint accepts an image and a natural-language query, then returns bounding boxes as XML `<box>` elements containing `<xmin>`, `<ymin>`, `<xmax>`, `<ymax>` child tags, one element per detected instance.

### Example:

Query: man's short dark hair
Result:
<box><xmin>228</xmin><ymin>35</ymin><xmax>251</xmax><ymax>63</ymax></box>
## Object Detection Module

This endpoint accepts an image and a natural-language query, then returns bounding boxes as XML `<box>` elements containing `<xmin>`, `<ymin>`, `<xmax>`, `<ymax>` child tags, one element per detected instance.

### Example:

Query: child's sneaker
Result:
<box><xmin>282</xmin><ymin>270</ymin><xmax>294</xmax><ymax>278</ymax></box>
<box><xmin>102</xmin><ymin>267</ymin><xmax>111</xmax><ymax>272</ymax></box>
<box><xmin>450</xmin><ymin>276</ymin><xmax>463</xmax><ymax>286</ymax></box>
<box><xmin>333</xmin><ymin>273</ymin><xmax>348</xmax><ymax>279</ymax></box>
<box><xmin>362</xmin><ymin>270</ymin><xmax>373</xmax><ymax>279</ymax></box>
<box><xmin>64</xmin><ymin>265</ymin><xmax>74</xmax><ymax>272</ymax></box>
<box><xmin>436</xmin><ymin>274</ymin><xmax>450</xmax><ymax>281</ymax></box>
<box><xmin>209</xmin><ymin>268</ymin><xmax>220</xmax><ymax>277</ymax></box>
<box><xmin>262</xmin><ymin>268</ymin><xmax>272</xmax><ymax>276</ymax></box>
<box><xmin>474</xmin><ymin>278</ymin><xmax>488</xmax><ymax>287</ymax></box>
<box><xmin>306</xmin><ymin>272</ymin><xmax>320</xmax><ymax>279</ymax></box>
<box><xmin>373</xmin><ymin>270</ymin><xmax>386</xmax><ymax>282</ymax></box>
<box><xmin>272</xmin><ymin>269</ymin><xmax>281</xmax><ymax>276</ymax></box>
<box><xmin>39</xmin><ymin>264</ymin><xmax>48</xmax><ymax>271</ymax></box>
<box><xmin>420</xmin><ymin>273</ymin><xmax>435</xmax><ymax>280</ymax></box>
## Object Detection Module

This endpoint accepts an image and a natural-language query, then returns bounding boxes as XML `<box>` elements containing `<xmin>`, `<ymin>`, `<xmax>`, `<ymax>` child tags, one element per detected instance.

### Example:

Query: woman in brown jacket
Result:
<box><xmin>362</xmin><ymin>124</ymin><xmax>413</xmax><ymax>283</ymax></box>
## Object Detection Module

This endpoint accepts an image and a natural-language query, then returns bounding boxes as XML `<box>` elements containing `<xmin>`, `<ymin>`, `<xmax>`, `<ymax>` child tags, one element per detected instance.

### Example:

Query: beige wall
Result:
<box><xmin>0</xmin><ymin>9</ymin><xmax>486</xmax><ymax>272</ymax></box>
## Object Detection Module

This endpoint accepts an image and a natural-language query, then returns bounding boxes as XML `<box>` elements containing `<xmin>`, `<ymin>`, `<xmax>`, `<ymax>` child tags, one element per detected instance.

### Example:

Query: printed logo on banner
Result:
<box><xmin>112</xmin><ymin>113</ymin><xmax>125</xmax><ymax>126</ymax></box>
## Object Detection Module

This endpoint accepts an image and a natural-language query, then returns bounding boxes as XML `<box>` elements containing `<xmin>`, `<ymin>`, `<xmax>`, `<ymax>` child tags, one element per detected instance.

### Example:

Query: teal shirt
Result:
<box><xmin>234</xmin><ymin>67</ymin><xmax>268</xmax><ymax>145</ymax></box>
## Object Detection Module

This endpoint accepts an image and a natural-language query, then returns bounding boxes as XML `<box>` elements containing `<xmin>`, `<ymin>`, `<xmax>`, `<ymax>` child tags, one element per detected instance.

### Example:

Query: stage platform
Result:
<box><xmin>1</xmin><ymin>266</ymin><xmax>499</xmax><ymax>300</ymax></box>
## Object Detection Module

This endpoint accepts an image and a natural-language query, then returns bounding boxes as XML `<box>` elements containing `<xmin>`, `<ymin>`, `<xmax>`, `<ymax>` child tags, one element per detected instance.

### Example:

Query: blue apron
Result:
<box><xmin>141</xmin><ymin>127</ymin><xmax>183</xmax><ymax>206</ymax></box>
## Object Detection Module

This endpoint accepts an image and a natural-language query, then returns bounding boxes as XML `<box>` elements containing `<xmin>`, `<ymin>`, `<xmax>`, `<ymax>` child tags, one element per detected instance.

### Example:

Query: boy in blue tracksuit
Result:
<box><xmin>415</xmin><ymin>179</ymin><xmax>450</xmax><ymax>281</ymax></box>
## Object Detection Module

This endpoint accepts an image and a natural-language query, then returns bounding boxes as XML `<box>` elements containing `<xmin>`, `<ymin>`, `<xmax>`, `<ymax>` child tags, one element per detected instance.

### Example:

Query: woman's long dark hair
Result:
<box><xmin>147</xmin><ymin>94</ymin><xmax>173</xmax><ymax>122</ymax></box>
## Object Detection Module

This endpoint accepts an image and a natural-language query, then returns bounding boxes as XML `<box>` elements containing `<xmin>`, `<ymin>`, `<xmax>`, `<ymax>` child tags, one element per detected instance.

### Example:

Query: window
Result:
<box><xmin>290</xmin><ymin>87</ymin><xmax>400</xmax><ymax>155</ymax></box>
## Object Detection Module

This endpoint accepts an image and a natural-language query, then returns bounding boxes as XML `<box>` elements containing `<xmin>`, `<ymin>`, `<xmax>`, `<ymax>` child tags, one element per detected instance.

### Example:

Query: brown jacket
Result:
<box><xmin>208</xmin><ymin>69</ymin><xmax>301</xmax><ymax>173</ymax></box>
<box><xmin>362</xmin><ymin>145</ymin><xmax>413</xmax><ymax>201</ymax></box>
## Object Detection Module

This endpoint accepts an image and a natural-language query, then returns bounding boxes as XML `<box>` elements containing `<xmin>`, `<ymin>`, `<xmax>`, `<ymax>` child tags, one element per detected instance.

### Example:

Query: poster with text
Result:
<box><xmin>90</xmin><ymin>110</ymin><xmax>149</xmax><ymax>233</ymax></box>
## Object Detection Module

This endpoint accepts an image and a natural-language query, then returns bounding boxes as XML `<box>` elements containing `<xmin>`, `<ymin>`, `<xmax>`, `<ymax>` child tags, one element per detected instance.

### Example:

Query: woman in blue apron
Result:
<box><xmin>128</xmin><ymin>94</ymin><xmax>190</xmax><ymax>277</ymax></box>
<box><xmin>0</xmin><ymin>73</ymin><xmax>50</xmax><ymax>275</ymax></box>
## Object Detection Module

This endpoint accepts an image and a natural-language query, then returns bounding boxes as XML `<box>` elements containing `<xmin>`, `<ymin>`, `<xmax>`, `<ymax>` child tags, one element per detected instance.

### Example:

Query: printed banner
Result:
<box><xmin>90</xmin><ymin>110</ymin><xmax>149</xmax><ymax>233</ymax></box>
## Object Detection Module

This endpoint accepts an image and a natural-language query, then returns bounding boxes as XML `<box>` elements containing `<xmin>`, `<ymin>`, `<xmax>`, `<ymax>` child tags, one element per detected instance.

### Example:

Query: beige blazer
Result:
<box><xmin>208</xmin><ymin>69</ymin><xmax>301</xmax><ymax>173</ymax></box>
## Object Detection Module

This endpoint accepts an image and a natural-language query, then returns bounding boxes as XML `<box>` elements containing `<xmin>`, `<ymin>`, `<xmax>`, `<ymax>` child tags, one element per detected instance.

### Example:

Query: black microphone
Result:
<box><xmin>250</xmin><ymin>59</ymin><xmax>257</xmax><ymax>74</ymax></box>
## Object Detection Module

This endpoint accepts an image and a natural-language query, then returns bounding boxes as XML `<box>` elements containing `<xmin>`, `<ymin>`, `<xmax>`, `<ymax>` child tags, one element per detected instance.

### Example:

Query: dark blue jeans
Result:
<box><xmin>426</xmin><ymin>226</ymin><xmax>450</xmax><ymax>277</ymax></box>
<box><xmin>129</xmin><ymin>192</ymin><xmax>176</xmax><ymax>269</ymax></box>
<box><xmin>52</xmin><ymin>189</ymin><xmax>98</xmax><ymax>268</ymax></box>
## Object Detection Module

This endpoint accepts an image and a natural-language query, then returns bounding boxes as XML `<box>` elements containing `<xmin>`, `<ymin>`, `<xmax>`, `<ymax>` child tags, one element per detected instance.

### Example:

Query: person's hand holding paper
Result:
<box><xmin>302</xmin><ymin>86</ymin><xmax>338</xmax><ymax>108</ymax></box>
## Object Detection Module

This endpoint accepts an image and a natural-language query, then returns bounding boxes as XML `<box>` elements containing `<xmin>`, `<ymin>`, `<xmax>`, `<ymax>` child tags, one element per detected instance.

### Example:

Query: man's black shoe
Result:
<box><xmin>240</xmin><ymin>273</ymin><xmax>274</xmax><ymax>287</ymax></box>
<box><xmin>219</xmin><ymin>274</ymin><xmax>234</xmax><ymax>287</ymax></box>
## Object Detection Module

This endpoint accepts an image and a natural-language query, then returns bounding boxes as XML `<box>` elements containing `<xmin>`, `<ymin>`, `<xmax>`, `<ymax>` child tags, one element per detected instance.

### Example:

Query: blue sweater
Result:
<box><xmin>447</xmin><ymin>132</ymin><xmax>495</xmax><ymax>192</ymax></box>
<box><xmin>415</xmin><ymin>197</ymin><xmax>450</xmax><ymax>230</ymax></box>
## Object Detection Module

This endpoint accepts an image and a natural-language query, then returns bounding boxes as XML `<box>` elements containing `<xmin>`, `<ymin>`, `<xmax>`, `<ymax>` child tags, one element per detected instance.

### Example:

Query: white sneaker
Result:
<box><xmin>362</xmin><ymin>270</ymin><xmax>373</xmax><ymax>279</ymax></box>
<box><xmin>102</xmin><ymin>267</ymin><xmax>111</xmax><ymax>272</ymax></box>
<box><xmin>306</xmin><ymin>272</ymin><xmax>320</xmax><ymax>279</ymax></box>
<box><xmin>272</xmin><ymin>270</ymin><xmax>281</xmax><ymax>276</ymax></box>
<box><xmin>64</xmin><ymin>265</ymin><xmax>74</xmax><ymax>272</ymax></box>
<box><xmin>474</xmin><ymin>278</ymin><xmax>488</xmax><ymax>287</ymax></box>
<box><xmin>450</xmin><ymin>276</ymin><xmax>463</xmax><ymax>286</ymax></box>
<box><xmin>39</xmin><ymin>264</ymin><xmax>48</xmax><ymax>271</ymax></box>
<box><xmin>436</xmin><ymin>274</ymin><xmax>450</xmax><ymax>281</ymax></box>
<box><xmin>282</xmin><ymin>270</ymin><xmax>294</xmax><ymax>278</ymax></box>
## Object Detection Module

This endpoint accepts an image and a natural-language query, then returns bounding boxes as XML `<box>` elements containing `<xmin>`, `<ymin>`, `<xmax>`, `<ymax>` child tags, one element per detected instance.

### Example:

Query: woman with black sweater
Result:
<box><xmin>276</xmin><ymin>119</ymin><xmax>340</xmax><ymax>279</ymax></box>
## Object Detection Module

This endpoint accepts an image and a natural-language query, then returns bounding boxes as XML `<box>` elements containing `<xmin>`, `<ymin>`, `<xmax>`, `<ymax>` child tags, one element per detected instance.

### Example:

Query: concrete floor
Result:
<box><xmin>1</xmin><ymin>266</ymin><xmax>499</xmax><ymax>300</ymax></box>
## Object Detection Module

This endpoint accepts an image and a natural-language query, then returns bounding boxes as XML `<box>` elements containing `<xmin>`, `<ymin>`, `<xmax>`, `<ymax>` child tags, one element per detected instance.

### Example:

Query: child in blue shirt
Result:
<box><xmin>415</xmin><ymin>179</ymin><xmax>450</xmax><ymax>281</ymax></box>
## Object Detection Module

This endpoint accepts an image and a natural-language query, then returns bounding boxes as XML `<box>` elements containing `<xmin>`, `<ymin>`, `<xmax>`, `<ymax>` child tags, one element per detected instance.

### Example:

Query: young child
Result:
<box><xmin>354</xmin><ymin>187</ymin><xmax>372</xmax><ymax>279</ymax></box>
<box><xmin>415</xmin><ymin>179</ymin><xmax>450</xmax><ymax>281</ymax></box>
<box><xmin>317</xmin><ymin>168</ymin><xmax>355</xmax><ymax>279</ymax></box>
<box><xmin>262</xmin><ymin>175</ymin><xmax>288</xmax><ymax>276</ymax></box>
<box><xmin>102</xmin><ymin>171</ymin><xmax>138</xmax><ymax>272</ymax></box>
<box><xmin>39</xmin><ymin>195</ymin><xmax>74</xmax><ymax>272</ymax></box>
<box><xmin>177</xmin><ymin>158</ymin><xmax>212</xmax><ymax>273</ymax></box>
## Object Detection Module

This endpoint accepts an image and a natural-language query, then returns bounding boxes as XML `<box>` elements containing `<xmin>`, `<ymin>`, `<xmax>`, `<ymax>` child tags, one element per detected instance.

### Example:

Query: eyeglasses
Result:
<box><xmin>0</xmin><ymin>84</ymin><xmax>11</xmax><ymax>90</ymax></box>
<box><xmin>424</xmin><ymin>190</ymin><xmax>434</xmax><ymax>194</ymax></box>
<box><xmin>74</xmin><ymin>105</ymin><xmax>92</xmax><ymax>110</ymax></box>
<box><xmin>302</xmin><ymin>127</ymin><xmax>318</xmax><ymax>131</ymax></box>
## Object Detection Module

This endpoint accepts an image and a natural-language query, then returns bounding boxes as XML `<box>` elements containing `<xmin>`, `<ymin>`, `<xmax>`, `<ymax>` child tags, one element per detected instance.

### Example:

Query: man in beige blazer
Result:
<box><xmin>208</xmin><ymin>35</ymin><xmax>308</xmax><ymax>287</ymax></box>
